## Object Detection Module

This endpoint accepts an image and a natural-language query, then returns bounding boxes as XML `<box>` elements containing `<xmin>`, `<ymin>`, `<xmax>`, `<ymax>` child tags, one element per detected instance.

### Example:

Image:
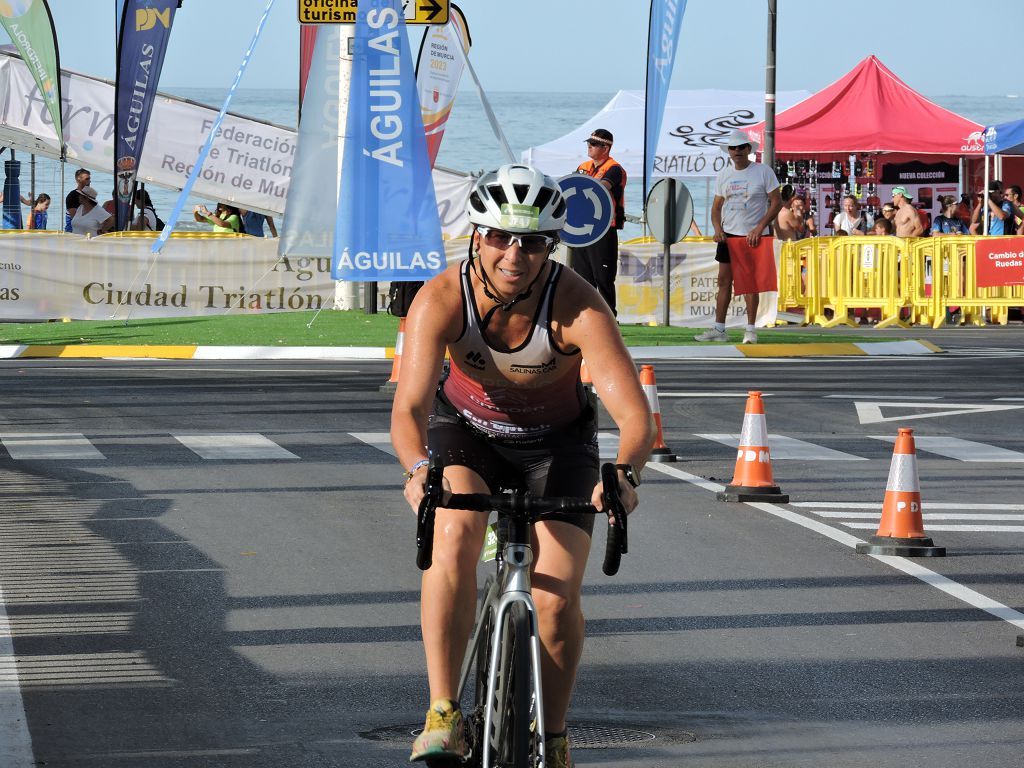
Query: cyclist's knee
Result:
<box><xmin>430</xmin><ymin>513</ymin><xmax>486</xmax><ymax>572</ymax></box>
<box><xmin>532</xmin><ymin>586</ymin><xmax>582</xmax><ymax>625</ymax></box>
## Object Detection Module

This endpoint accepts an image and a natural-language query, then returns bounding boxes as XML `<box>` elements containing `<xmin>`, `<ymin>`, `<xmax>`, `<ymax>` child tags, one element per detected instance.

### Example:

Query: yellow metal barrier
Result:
<box><xmin>784</xmin><ymin>235</ymin><xmax>1024</xmax><ymax>328</ymax></box>
<box><xmin>932</xmin><ymin>236</ymin><xmax>1024</xmax><ymax>326</ymax></box>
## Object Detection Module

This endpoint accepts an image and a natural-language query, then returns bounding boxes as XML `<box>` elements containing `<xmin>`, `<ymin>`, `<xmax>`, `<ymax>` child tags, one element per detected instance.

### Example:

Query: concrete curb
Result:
<box><xmin>0</xmin><ymin>339</ymin><xmax>943</xmax><ymax>361</ymax></box>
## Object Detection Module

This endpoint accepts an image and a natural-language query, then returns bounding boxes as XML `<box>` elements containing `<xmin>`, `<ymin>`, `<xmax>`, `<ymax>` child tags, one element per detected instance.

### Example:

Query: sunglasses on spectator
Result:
<box><xmin>586</xmin><ymin>139</ymin><xmax>607</xmax><ymax>147</ymax></box>
<box><xmin>727</xmin><ymin>144</ymin><xmax>751</xmax><ymax>151</ymax></box>
<box><xmin>478</xmin><ymin>226</ymin><xmax>558</xmax><ymax>255</ymax></box>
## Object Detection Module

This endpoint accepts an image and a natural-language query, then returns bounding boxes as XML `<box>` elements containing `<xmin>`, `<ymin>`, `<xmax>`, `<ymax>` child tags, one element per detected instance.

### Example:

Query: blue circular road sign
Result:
<box><xmin>557</xmin><ymin>174</ymin><xmax>614</xmax><ymax>248</ymax></box>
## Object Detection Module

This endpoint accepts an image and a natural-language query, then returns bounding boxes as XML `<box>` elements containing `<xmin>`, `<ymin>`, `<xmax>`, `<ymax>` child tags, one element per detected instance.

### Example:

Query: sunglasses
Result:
<box><xmin>586</xmin><ymin>139</ymin><xmax>607</xmax><ymax>147</ymax></box>
<box><xmin>479</xmin><ymin>226</ymin><xmax>558</xmax><ymax>255</ymax></box>
<box><xmin>727</xmin><ymin>144</ymin><xmax>751</xmax><ymax>151</ymax></box>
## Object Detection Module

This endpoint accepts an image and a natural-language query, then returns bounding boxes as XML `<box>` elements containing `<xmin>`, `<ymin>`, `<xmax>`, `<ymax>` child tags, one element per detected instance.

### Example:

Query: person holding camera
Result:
<box><xmin>194</xmin><ymin>202</ymin><xmax>244</xmax><ymax>233</ymax></box>
<box><xmin>969</xmin><ymin>181</ymin><xmax>1015</xmax><ymax>235</ymax></box>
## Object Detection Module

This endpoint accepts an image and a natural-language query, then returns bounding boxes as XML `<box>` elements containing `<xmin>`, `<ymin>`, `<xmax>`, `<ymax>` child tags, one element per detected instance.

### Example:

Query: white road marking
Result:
<box><xmin>696</xmin><ymin>433</ymin><xmax>867</xmax><ymax>461</ymax></box>
<box><xmin>350</xmin><ymin>432</ymin><xmax>396</xmax><ymax>458</ymax></box>
<box><xmin>0</xmin><ymin>433</ymin><xmax>105</xmax><ymax>460</ymax></box>
<box><xmin>793</xmin><ymin>501</ymin><xmax>1024</xmax><ymax>510</ymax></box>
<box><xmin>645</xmin><ymin>465</ymin><xmax>1024</xmax><ymax>632</ymax></box>
<box><xmin>855</xmin><ymin>401</ymin><xmax>1024</xmax><ymax>424</ymax></box>
<box><xmin>841</xmin><ymin>522</ymin><xmax>1024</xmax><ymax>532</ymax></box>
<box><xmin>173</xmin><ymin>434</ymin><xmax>298</xmax><ymax>460</ymax></box>
<box><xmin>659</xmin><ymin>392</ymin><xmax>769</xmax><ymax>398</ymax></box>
<box><xmin>826</xmin><ymin>395</ymin><xmax>941</xmax><ymax>400</ymax></box>
<box><xmin>870</xmin><ymin>435</ymin><xmax>1024</xmax><ymax>462</ymax></box>
<box><xmin>814</xmin><ymin>512</ymin><xmax>1024</xmax><ymax>521</ymax></box>
<box><xmin>0</xmin><ymin>582</ymin><xmax>33</xmax><ymax>767</ymax></box>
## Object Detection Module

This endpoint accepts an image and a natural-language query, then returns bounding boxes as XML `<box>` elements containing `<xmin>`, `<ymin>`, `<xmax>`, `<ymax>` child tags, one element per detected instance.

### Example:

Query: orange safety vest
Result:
<box><xmin>576</xmin><ymin>156</ymin><xmax>626</xmax><ymax>230</ymax></box>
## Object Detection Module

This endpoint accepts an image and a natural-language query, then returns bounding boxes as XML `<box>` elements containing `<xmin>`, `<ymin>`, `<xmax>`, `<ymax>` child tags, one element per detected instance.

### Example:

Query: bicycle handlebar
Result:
<box><xmin>415</xmin><ymin>461</ymin><xmax>629</xmax><ymax>576</ymax></box>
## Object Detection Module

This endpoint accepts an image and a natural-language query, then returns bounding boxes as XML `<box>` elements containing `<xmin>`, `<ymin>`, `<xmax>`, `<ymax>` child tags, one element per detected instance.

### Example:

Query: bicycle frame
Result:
<box><xmin>466</xmin><ymin>536</ymin><xmax>546</xmax><ymax>768</ymax></box>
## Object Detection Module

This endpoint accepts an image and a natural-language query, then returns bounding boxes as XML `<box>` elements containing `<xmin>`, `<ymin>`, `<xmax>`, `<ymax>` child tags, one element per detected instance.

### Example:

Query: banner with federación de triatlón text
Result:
<box><xmin>115</xmin><ymin>0</ymin><xmax>180</xmax><ymax>230</ymax></box>
<box><xmin>0</xmin><ymin>0</ymin><xmax>63</xmax><ymax>154</ymax></box>
<box><xmin>333</xmin><ymin>0</ymin><xmax>446</xmax><ymax>282</ymax></box>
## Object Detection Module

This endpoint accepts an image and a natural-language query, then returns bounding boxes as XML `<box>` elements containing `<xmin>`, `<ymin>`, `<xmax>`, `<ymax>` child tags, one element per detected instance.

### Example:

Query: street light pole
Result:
<box><xmin>763</xmin><ymin>0</ymin><xmax>777</xmax><ymax>168</ymax></box>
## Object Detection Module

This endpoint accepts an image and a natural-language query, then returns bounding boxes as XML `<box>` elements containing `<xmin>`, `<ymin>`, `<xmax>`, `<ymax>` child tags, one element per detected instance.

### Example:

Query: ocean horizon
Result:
<box><xmin>14</xmin><ymin>89</ymin><xmax>1024</xmax><ymax>238</ymax></box>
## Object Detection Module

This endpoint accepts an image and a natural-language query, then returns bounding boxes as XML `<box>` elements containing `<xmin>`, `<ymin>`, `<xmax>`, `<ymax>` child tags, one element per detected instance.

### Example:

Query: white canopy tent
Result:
<box><xmin>522</xmin><ymin>88</ymin><xmax>812</xmax><ymax>180</ymax></box>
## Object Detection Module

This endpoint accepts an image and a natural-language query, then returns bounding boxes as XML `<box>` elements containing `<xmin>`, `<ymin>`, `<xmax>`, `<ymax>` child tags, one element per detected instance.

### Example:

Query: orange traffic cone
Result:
<box><xmin>855</xmin><ymin>428</ymin><xmax>945</xmax><ymax>557</ymax></box>
<box><xmin>717</xmin><ymin>391</ymin><xmax>788</xmax><ymax>502</ymax></box>
<box><xmin>580</xmin><ymin>359</ymin><xmax>593</xmax><ymax>389</ymax></box>
<box><xmin>640</xmin><ymin>365</ymin><xmax>676</xmax><ymax>462</ymax></box>
<box><xmin>379</xmin><ymin>317</ymin><xmax>406</xmax><ymax>393</ymax></box>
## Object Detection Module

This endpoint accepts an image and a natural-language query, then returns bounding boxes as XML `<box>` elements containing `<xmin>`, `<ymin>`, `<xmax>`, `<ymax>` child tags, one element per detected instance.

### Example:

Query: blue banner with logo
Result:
<box><xmin>333</xmin><ymin>0</ymin><xmax>445</xmax><ymax>282</ymax></box>
<box><xmin>644</xmin><ymin>0</ymin><xmax>687</xmax><ymax>202</ymax></box>
<box><xmin>115</xmin><ymin>0</ymin><xmax>180</xmax><ymax>230</ymax></box>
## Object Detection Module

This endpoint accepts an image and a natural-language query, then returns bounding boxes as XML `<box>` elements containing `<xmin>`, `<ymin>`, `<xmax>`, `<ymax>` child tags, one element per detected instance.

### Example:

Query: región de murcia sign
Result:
<box><xmin>298</xmin><ymin>0</ymin><xmax>449</xmax><ymax>25</ymax></box>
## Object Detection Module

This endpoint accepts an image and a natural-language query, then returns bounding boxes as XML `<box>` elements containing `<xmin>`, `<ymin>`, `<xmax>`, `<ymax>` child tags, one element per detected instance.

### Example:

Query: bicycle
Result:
<box><xmin>415</xmin><ymin>461</ymin><xmax>628</xmax><ymax>768</ymax></box>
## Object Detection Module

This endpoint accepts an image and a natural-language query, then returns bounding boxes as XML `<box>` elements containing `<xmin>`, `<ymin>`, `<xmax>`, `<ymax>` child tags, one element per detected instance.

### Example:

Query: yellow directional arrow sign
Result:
<box><xmin>298</xmin><ymin>0</ymin><xmax>450</xmax><ymax>25</ymax></box>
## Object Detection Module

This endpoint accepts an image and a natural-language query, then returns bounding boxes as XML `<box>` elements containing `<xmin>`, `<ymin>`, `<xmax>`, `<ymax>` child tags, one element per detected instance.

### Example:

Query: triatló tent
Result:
<box><xmin>522</xmin><ymin>88</ymin><xmax>810</xmax><ymax>179</ymax></box>
<box><xmin>746</xmin><ymin>55</ymin><xmax>984</xmax><ymax>157</ymax></box>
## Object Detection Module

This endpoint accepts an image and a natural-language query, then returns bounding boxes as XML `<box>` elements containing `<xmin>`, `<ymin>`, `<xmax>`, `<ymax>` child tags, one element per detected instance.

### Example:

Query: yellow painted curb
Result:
<box><xmin>738</xmin><ymin>343</ymin><xmax>865</xmax><ymax>357</ymax></box>
<box><xmin>21</xmin><ymin>345</ymin><xmax>198</xmax><ymax>359</ymax></box>
<box><xmin>917</xmin><ymin>339</ymin><xmax>944</xmax><ymax>353</ymax></box>
<box><xmin>385</xmin><ymin>346</ymin><xmax>396</xmax><ymax>359</ymax></box>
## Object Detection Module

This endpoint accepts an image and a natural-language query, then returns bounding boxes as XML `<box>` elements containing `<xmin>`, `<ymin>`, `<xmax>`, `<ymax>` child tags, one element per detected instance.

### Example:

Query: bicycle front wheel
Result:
<box><xmin>490</xmin><ymin>601</ymin><xmax>535</xmax><ymax>768</ymax></box>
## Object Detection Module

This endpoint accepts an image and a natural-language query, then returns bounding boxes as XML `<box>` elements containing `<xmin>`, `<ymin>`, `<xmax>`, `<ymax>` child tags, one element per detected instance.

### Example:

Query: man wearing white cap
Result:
<box><xmin>694</xmin><ymin>129</ymin><xmax>781</xmax><ymax>344</ymax></box>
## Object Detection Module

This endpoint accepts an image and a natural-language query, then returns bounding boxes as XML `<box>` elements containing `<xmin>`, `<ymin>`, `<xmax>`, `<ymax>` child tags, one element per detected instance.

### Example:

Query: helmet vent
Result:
<box><xmin>469</xmin><ymin>192</ymin><xmax>487</xmax><ymax>213</ymax></box>
<box><xmin>533</xmin><ymin>187</ymin><xmax>553</xmax><ymax>211</ymax></box>
<box><xmin>512</xmin><ymin>184</ymin><xmax>530</xmax><ymax>204</ymax></box>
<box><xmin>487</xmin><ymin>185</ymin><xmax>508</xmax><ymax>207</ymax></box>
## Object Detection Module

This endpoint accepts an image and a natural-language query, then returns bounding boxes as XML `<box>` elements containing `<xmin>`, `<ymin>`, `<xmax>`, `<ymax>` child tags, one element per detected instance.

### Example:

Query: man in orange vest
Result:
<box><xmin>569</xmin><ymin>128</ymin><xmax>626</xmax><ymax>315</ymax></box>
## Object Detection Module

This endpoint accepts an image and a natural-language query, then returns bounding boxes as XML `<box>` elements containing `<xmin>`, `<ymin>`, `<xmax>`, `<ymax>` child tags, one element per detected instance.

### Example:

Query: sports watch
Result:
<box><xmin>615</xmin><ymin>463</ymin><xmax>641</xmax><ymax>488</ymax></box>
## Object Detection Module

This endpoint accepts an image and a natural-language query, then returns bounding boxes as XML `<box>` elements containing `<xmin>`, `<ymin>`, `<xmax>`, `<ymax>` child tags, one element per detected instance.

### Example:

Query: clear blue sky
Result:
<box><xmin>11</xmin><ymin>0</ymin><xmax>1024</xmax><ymax>97</ymax></box>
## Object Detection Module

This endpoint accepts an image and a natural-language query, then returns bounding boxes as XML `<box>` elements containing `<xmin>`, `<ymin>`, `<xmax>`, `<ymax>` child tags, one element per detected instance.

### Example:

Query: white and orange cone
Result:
<box><xmin>379</xmin><ymin>317</ymin><xmax>406</xmax><ymax>393</ymax></box>
<box><xmin>855</xmin><ymin>428</ymin><xmax>945</xmax><ymax>557</ymax></box>
<box><xmin>717</xmin><ymin>391</ymin><xmax>788</xmax><ymax>502</ymax></box>
<box><xmin>640</xmin><ymin>365</ymin><xmax>677</xmax><ymax>462</ymax></box>
<box><xmin>580</xmin><ymin>359</ymin><xmax>593</xmax><ymax>389</ymax></box>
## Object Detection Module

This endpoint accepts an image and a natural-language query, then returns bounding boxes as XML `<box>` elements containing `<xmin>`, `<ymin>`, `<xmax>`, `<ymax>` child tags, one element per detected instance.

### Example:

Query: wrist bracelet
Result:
<box><xmin>402</xmin><ymin>458</ymin><xmax>430</xmax><ymax>483</ymax></box>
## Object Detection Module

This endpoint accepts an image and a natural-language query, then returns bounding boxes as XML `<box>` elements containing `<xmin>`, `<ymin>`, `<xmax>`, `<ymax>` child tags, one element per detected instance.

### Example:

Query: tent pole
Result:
<box><xmin>705</xmin><ymin>177</ymin><xmax>710</xmax><ymax>233</ymax></box>
<box><xmin>983</xmin><ymin>154</ymin><xmax>990</xmax><ymax>235</ymax></box>
<box><xmin>957</xmin><ymin>157</ymin><xmax>963</xmax><ymax>200</ymax></box>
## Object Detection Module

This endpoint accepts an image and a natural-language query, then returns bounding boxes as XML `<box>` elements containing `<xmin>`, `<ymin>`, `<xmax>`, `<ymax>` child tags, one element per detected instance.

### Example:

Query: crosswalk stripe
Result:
<box><xmin>172</xmin><ymin>434</ymin><xmax>298</xmax><ymax>460</ymax></box>
<box><xmin>870</xmin><ymin>435</ymin><xmax>1024</xmax><ymax>462</ymax></box>
<box><xmin>793</xmin><ymin>501</ymin><xmax>1024</xmax><ymax>510</ymax></box>
<box><xmin>696</xmin><ymin>434</ymin><xmax>866</xmax><ymax>461</ymax></box>
<box><xmin>841</xmin><ymin>522</ymin><xmax>1024</xmax><ymax>532</ymax></box>
<box><xmin>350</xmin><ymin>432</ymin><xmax>396</xmax><ymax>458</ymax></box>
<box><xmin>0</xmin><ymin>433</ymin><xmax>105</xmax><ymax>460</ymax></box>
<box><xmin>814</xmin><ymin>512</ymin><xmax>1024</xmax><ymax>521</ymax></box>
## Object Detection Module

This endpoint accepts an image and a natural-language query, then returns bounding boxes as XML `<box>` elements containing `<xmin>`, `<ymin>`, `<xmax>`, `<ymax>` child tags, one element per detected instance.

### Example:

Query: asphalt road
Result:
<box><xmin>1</xmin><ymin>339</ymin><xmax>1023</xmax><ymax>767</ymax></box>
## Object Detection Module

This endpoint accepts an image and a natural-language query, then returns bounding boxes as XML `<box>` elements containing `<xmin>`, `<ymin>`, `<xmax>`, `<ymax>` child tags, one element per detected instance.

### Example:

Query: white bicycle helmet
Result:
<box><xmin>467</xmin><ymin>164</ymin><xmax>567</xmax><ymax>234</ymax></box>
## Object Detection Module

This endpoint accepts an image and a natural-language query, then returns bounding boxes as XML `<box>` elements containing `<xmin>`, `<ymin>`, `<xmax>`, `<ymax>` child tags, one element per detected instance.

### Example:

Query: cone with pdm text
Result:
<box><xmin>379</xmin><ymin>317</ymin><xmax>406</xmax><ymax>393</ymax></box>
<box><xmin>717</xmin><ymin>391</ymin><xmax>789</xmax><ymax>502</ymax></box>
<box><xmin>855</xmin><ymin>428</ymin><xmax>945</xmax><ymax>557</ymax></box>
<box><xmin>640</xmin><ymin>365</ymin><xmax>677</xmax><ymax>462</ymax></box>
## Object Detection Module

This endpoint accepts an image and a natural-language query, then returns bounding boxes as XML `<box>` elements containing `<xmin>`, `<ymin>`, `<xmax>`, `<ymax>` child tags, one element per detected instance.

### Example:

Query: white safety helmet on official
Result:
<box><xmin>467</xmin><ymin>164</ymin><xmax>567</xmax><ymax>234</ymax></box>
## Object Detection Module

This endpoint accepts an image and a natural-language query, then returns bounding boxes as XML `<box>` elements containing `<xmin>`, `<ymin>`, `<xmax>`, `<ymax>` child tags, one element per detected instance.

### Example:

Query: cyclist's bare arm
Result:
<box><xmin>390</xmin><ymin>265</ymin><xmax>462</xmax><ymax>512</ymax></box>
<box><xmin>552</xmin><ymin>270</ymin><xmax>657</xmax><ymax>513</ymax></box>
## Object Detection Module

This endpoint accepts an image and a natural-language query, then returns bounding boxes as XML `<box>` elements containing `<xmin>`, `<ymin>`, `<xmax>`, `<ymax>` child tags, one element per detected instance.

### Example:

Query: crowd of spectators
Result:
<box><xmin>776</xmin><ymin>180</ymin><xmax>1024</xmax><ymax>241</ymax></box>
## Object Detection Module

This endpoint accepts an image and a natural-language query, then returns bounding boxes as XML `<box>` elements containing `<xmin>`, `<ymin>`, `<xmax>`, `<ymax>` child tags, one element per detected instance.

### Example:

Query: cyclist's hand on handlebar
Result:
<box><xmin>591</xmin><ymin>477</ymin><xmax>638</xmax><ymax>517</ymax></box>
<box><xmin>404</xmin><ymin>466</ymin><xmax>449</xmax><ymax>514</ymax></box>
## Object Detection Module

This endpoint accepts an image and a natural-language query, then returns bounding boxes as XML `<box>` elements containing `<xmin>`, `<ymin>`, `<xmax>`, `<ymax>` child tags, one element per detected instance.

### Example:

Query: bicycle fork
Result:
<box><xmin>482</xmin><ymin>543</ymin><xmax>547</xmax><ymax>768</ymax></box>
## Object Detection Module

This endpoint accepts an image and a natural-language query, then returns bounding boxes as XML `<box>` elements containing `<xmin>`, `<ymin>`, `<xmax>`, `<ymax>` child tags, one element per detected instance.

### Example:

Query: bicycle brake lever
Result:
<box><xmin>415</xmin><ymin>463</ymin><xmax>445</xmax><ymax>571</ymax></box>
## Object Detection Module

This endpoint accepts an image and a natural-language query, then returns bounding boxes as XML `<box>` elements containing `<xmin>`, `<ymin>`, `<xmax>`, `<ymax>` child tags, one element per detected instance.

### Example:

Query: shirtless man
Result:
<box><xmin>775</xmin><ymin>197</ymin><xmax>814</xmax><ymax>241</ymax></box>
<box><xmin>891</xmin><ymin>186</ymin><xmax>924</xmax><ymax>237</ymax></box>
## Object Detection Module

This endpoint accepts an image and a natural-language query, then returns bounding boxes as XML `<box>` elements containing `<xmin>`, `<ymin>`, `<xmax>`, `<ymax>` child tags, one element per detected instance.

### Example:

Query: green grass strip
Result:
<box><xmin>0</xmin><ymin>312</ymin><xmax>879</xmax><ymax>348</ymax></box>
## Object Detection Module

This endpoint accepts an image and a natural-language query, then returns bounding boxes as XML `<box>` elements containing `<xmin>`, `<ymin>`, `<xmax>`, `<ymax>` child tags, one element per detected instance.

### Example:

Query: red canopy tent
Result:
<box><xmin>746</xmin><ymin>55</ymin><xmax>984</xmax><ymax>157</ymax></box>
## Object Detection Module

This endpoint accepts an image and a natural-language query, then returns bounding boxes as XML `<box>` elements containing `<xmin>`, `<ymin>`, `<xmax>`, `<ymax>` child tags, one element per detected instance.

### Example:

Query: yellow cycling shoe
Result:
<box><xmin>545</xmin><ymin>733</ymin><xmax>574</xmax><ymax>768</ymax></box>
<box><xmin>409</xmin><ymin>698</ymin><xmax>468</xmax><ymax>763</ymax></box>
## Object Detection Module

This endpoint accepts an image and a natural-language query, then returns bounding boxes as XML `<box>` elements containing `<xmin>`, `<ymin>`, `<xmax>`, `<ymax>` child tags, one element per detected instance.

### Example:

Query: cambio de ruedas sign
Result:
<box><xmin>975</xmin><ymin>237</ymin><xmax>1024</xmax><ymax>287</ymax></box>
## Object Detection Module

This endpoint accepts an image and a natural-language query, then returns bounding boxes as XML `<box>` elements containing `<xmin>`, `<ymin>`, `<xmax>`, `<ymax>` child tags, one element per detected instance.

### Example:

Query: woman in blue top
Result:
<box><xmin>931</xmin><ymin>195</ymin><xmax>966</xmax><ymax>235</ymax></box>
<box><xmin>25</xmin><ymin>194</ymin><xmax>50</xmax><ymax>230</ymax></box>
